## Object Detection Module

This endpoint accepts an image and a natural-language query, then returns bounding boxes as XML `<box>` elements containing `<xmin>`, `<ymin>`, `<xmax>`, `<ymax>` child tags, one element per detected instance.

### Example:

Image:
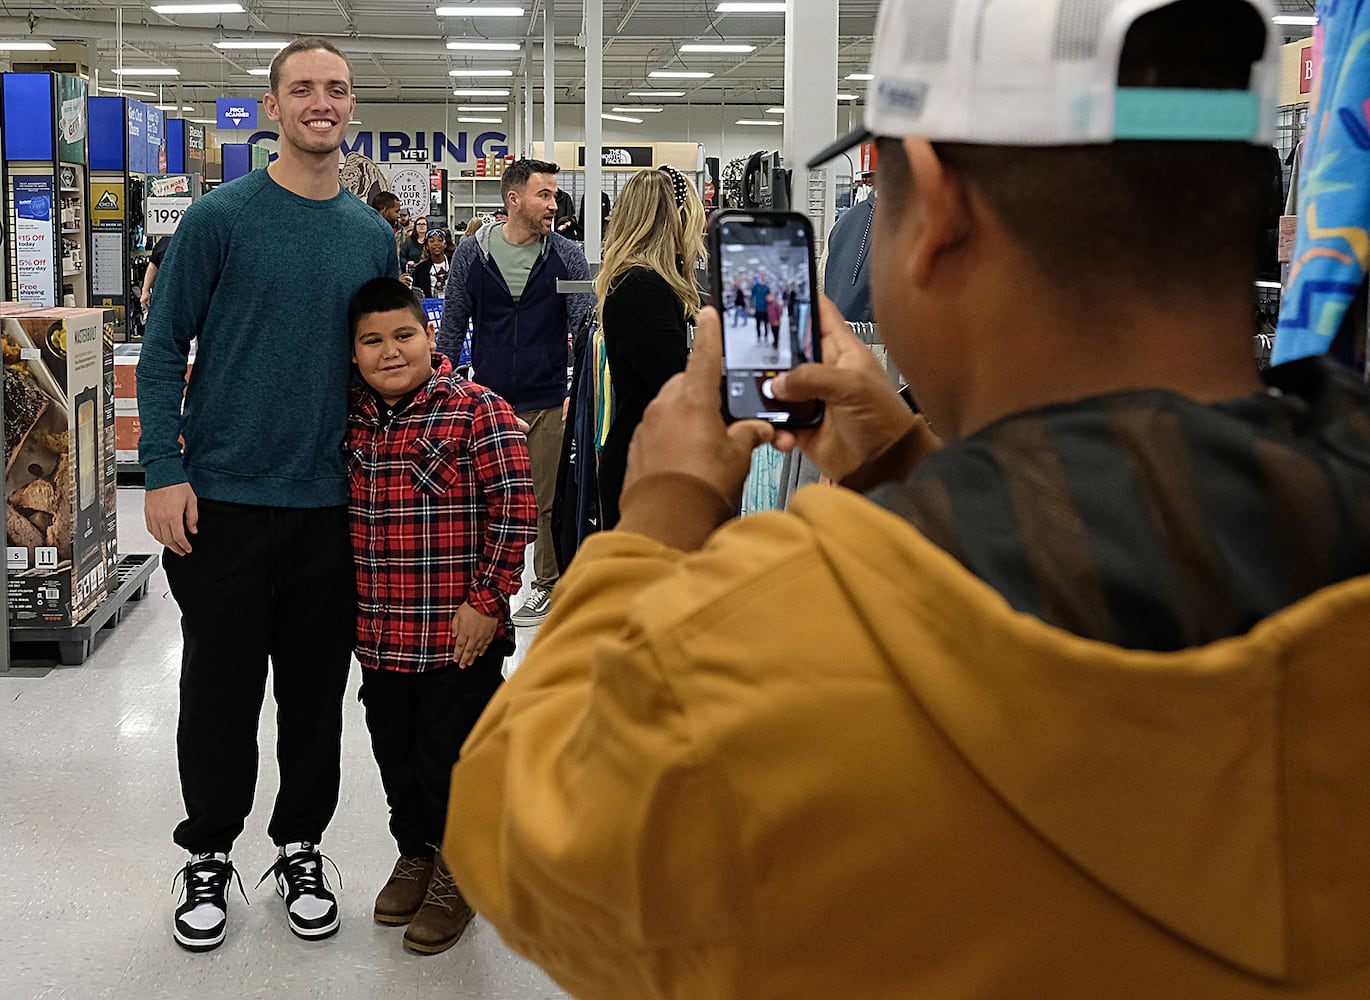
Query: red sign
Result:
<box><xmin>859</xmin><ymin>141</ymin><xmax>878</xmax><ymax>175</ymax></box>
<box><xmin>1300</xmin><ymin>45</ymin><xmax>1314</xmax><ymax>95</ymax></box>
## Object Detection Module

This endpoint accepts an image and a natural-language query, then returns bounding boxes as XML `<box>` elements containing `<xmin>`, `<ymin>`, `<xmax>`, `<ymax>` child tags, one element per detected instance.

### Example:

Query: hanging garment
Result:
<box><xmin>551</xmin><ymin>314</ymin><xmax>605</xmax><ymax>574</ymax></box>
<box><xmin>1273</xmin><ymin>5</ymin><xmax>1370</xmax><ymax>364</ymax></box>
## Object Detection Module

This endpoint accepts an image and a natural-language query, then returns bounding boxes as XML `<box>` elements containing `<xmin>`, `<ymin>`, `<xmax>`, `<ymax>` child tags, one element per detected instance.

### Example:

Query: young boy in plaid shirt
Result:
<box><xmin>347</xmin><ymin>277</ymin><xmax>537</xmax><ymax>955</ymax></box>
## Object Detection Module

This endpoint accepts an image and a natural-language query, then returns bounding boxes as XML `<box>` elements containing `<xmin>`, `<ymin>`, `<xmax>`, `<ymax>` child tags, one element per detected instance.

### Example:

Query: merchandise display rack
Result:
<box><xmin>7</xmin><ymin>552</ymin><xmax>158</xmax><ymax>666</ymax></box>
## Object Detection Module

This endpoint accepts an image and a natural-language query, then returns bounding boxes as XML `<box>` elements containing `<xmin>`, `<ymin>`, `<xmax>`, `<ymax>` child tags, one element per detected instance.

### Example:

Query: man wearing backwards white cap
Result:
<box><xmin>442</xmin><ymin>0</ymin><xmax>1370</xmax><ymax>996</ymax></box>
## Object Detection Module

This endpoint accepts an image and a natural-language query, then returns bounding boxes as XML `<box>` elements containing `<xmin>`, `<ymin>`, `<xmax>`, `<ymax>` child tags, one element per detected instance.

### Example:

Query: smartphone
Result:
<box><xmin>708</xmin><ymin>210</ymin><xmax>823</xmax><ymax>428</ymax></box>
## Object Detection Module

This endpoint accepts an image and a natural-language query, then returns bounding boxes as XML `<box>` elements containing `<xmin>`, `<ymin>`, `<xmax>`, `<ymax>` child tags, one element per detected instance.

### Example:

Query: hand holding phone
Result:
<box><xmin>620</xmin><ymin>307</ymin><xmax>775</xmax><ymax>545</ymax></box>
<box><xmin>769</xmin><ymin>295</ymin><xmax>937</xmax><ymax>486</ymax></box>
<box><xmin>707</xmin><ymin>211</ymin><xmax>823</xmax><ymax>429</ymax></box>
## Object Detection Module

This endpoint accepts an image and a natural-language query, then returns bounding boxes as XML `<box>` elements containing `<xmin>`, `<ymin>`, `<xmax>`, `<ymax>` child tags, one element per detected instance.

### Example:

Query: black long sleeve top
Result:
<box><xmin>597</xmin><ymin>266</ymin><xmax>690</xmax><ymax>528</ymax></box>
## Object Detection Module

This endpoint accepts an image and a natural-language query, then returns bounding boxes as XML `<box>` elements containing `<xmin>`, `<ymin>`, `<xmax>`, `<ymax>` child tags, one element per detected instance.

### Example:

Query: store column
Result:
<box><xmin>783</xmin><ymin>0</ymin><xmax>838</xmax><ymax>255</ymax></box>
<box><xmin>584</xmin><ymin>0</ymin><xmax>603</xmax><ymax>263</ymax></box>
<box><xmin>543</xmin><ymin>0</ymin><xmax>556</xmax><ymax>159</ymax></box>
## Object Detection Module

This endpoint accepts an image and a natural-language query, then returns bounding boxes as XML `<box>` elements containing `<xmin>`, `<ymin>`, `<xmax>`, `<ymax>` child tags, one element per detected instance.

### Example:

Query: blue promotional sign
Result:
<box><xmin>126</xmin><ymin>100</ymin><xmax>148</xmax><ymax>174</ymax></box>
<box><xmin>14</xmin><ymin>175</ymin><xmax>57</xmax><ymax>306</ymax></box>
<box><xmin>3</xmin><ymin>74</ymin><xmax>54</xmax><ymax>161</ymax></box>
<box><xmin>216</xmin><ymin>98</ymin><xmax>258</xmax><ymax>130</ymax></box>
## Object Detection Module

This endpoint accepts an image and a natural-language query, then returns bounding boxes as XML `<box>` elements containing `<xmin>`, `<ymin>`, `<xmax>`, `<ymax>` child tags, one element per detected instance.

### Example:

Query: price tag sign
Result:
<box><xmin>146</xmin><ymin>196</ymin><xmax>190</xmax><ymax>236</ymax></box>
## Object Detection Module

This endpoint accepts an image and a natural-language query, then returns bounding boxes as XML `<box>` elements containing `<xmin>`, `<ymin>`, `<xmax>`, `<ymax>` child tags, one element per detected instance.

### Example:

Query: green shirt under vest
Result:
<box><xmin>488</xmin><ymin>223</ymin><xmax>543</xmax><ymax>301</ymax></box>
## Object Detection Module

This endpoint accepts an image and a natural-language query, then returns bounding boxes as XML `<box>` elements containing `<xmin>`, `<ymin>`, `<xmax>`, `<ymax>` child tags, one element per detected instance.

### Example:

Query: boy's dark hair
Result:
<box><xmin>501</xmin><ymin>158</ymin><xmax>559</xmax><ymax>204</ymax></box>
<box><xmin>370</xmin><ymin>191</ymin><xmax>400</xmax><ymax>212</ymax></box>
<box><xmin>269</xmin><ymin>36</ymin><xmax>352</xmax><ymax>96</ymax></box>
<box><xmin>878</xmin><ymin>0</ymin><xmax>1270</xmax><ymax>295</ymax></box>
<box><xmin>349</xmin><ymin>277</ymin><xmax>427</xmax><ymax>337</ymax></box>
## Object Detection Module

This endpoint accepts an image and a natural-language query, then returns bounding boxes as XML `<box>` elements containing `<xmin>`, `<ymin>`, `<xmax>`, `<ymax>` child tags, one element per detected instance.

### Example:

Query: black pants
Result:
<box><xmin>359</xmin><ymin>650</ymin><xmax>506</xmax><ymax>858</ymax></box>
<box><xmin>163</xmin><ymin>499</ymin><xmax>355</xmax><ymax>855</ymax></box>
<box><xmin>755</xmin><ymin>312</ymin><xmax>768</xmax><ymax>339</ymax></box>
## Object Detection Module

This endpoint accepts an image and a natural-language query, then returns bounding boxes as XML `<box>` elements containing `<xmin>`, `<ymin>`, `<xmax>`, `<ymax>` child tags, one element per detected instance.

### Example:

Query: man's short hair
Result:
<box><xmin>370</xmin><ymin>191</ymin><xmax>401</xmax><ymax>212</ymax></box>
<box><xmin>501</xmin><ymin>158</ymin><xmax>559</xmax><ymax>204</ymax></box>
<box><xmin>269</xmin><ymin>36</ymin><xmax>352</xmax><ymax>96</ymax></box>
<box><xmin>878</xmin><ymin>0</ymin><xmax>1271</xmax><ymax>295</ymax></box>
<box><xmin>349</xmin><ymin>277</ymin><xmax>427</xmax><ymax>336</ymax></box>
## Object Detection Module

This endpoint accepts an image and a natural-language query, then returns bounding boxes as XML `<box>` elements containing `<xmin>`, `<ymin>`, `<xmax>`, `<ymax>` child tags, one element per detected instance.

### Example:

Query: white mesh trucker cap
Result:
<box><xmin>807</xmin><ymin>0</ymin><xmax>1280</xmax><ymax>168</ymax></box>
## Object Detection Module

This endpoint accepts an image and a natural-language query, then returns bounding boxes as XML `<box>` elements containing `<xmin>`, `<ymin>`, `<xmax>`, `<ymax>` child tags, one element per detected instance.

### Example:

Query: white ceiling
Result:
<box><xmin>0</xmin><ymin>0</ymin><xmax>1319</xmax><ymax>113</ymax></box>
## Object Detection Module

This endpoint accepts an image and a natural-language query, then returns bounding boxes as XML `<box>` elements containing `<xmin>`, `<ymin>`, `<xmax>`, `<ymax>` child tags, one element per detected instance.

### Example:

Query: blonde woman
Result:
<box><xmin>592</xmin><ymin>165</ymin><xmax>706</xmax><ymax>528</ymax></box>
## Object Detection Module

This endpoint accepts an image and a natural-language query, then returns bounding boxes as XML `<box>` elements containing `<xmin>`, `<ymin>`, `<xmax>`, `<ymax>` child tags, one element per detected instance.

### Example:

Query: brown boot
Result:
<box><xmin>401</xmin><ymin>853</ymin><xmax>474</xmax><ymax>955</ymax></box>
<box><xmin>373</xmin><ymin>855</ymin><xmax>435</xmax><ymax>926</ymax></box>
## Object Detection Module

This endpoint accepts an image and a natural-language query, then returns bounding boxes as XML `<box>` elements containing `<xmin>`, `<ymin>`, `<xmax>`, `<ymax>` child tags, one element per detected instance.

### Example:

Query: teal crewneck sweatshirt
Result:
<box><xmin>137</xmin><ymin>169</ymin><xmax>398</xmax><ymax>506</ymax></box>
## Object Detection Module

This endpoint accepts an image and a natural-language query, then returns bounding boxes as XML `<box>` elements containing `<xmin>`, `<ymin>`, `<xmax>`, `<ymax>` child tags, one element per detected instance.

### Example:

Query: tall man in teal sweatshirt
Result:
<box><xmin>137</xmin><ymin>38</ymin><xmax>398</xmax><ymax>954</ymax></box>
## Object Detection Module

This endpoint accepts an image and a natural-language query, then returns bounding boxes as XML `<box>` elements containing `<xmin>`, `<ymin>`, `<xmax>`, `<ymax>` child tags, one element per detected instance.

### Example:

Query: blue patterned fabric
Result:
<box><xmin>1273</xmin><ymin>0</ymin><xmax>1370</xmax><ymax>364</ymax></box>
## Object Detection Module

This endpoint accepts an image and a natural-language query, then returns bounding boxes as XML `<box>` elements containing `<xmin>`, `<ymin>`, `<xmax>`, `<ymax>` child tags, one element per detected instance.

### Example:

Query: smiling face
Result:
<box><xmin>263</xmin><ymin>47</ymin><xmax>355</xmax><ymax>161</ymax></box>
<box><xmin>352</xmin><ymin>308</ymin><xmax>437</xmax><ymax>405</ymax></box>
<box><xmin>426</xmin><ymin>231</ymin><xmax>447</xmax><ymax>260</ymax></box>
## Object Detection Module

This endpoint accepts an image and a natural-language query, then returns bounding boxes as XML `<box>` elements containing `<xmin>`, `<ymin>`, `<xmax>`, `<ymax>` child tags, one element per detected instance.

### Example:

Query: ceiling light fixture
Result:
<box><xmin>113</xmin><ymin>67</ymin><xmax>181</xmax><ymax>76</ymax></box>
<box><xmin>765</xmin><ymin>107</ymin><xmax>784</xmax><ymax>114</ymax></box>
<box><xmin>836</xmin><ymin>93</ymin><xmax>859</xmax><ymax>100</ymax></box>
<box><xmin>155</xmin><ymin>104</ymin><xmax>196</xmax><ymax>111</ymax></box>
<box><xmin>213</xmin><ymin>39</ymin><xmax>287</xmax><ymax>50</ymax></box>
<box><xmin>458</xmin><ymin>116</ymin><xmax>504</xmax><ymax>123</ymax></box>
<box><xmin>1272</xmin><ymin>14</ymin><xmax>1318</xmax><ymax>24</ymax></box>
<box><xmin>680</xmin><ymin>43</ymin><xmax>756</xmax><ymax>53</ymax></box>
<box><xmin>602</xmin><ymin>113</ymin><xmax>644</xmax><ymax>124</ymax></box>
<box><xmin>845</xmin><ymin>72</ymin><xmax>874</xmax><ymax>81</ymax></box>
<box><xmin>0</xmin><ymin>40</ymin><xmax>56</xmax><ymax>51</ymax></box>
<box><xmin>452</xmin><ymin>88</ymin><xmax>511</xmax><ymax>96</ymax></box>
<box><xmin>457</xmin><ymin>104</ymin><xmax>508</xmax><ymax>111</ymax></box>
<box><xmin>246</xmin><ymin>68</ymin><xmax>270</xmax><ymax>76</ymax></box>
<box><xmin>716</xmin><ymin>2</ymin><xmax>785</xmax><ymax>12</ymax></box>
<box><xmin>612</xmin><ymin>106</ymin><xmax>662</xmax><ymax>113</ymax></box>
<box><xmin>447</xmin><ymin>68</ymin><xmax>514</xmax><ymax>76</ymax></box>
<box><xmin>151</xmin><ymin>2</ymin><xmax>245</xmax><ymax>12</ymax></box>
<box><xmin>648</xmin><ymin>70</ymin><xmax>713</xmax><ymax>79</ymax></box>
<box><xmin>349</xmin><ymin>119</ymin><xmax>362</xmax><ymax>124</ymax></box>
<box><xmin>187</xmin><ymin>118</ymin><xmax>218</xmax><ymax>124</ymax></box>
<box><xmin>736</xmin><ymin>118</ymin><xmax>783</xmax><ymax>125</ymax></box>
<box><xmin>99</xmin><ymin>84</ymin><xmax>158</xmax><ymax>97</ymax></box>
<box><xmin>435</xmin><ymin>6</ymin><xmax>524</xmax><ymax>16</ymax></box>
<box><xmin>446</xmin><ymin>40</ymin><xmax>521</xmax><ymax>50</ymax></box>
<box><xmin>628</xmin><ymin>90</ymin><xmax>684</xmax><ymax>97</ymax></box>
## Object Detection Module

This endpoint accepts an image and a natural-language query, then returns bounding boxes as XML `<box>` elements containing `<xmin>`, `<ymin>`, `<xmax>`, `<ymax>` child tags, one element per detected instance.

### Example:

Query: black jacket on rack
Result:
<box><xmin>824</xmin><ymin>192</ymin><xmax>876</xmax><ymax>323</ymax></box>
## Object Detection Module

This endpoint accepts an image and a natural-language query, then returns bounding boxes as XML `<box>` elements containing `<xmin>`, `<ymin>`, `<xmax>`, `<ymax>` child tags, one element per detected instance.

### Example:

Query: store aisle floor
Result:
<box><xmin>0</xmin><ymin>489</ymin><xmax>570</xmax><ymax>1000</ymax></box>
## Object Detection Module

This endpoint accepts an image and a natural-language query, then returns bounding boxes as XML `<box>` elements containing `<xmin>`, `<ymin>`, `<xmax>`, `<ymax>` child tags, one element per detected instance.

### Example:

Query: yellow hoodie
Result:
<box><xmin>445</xmin><ymin>483</ymin><xmax>1370</xmax><ymax>999</ymax></box>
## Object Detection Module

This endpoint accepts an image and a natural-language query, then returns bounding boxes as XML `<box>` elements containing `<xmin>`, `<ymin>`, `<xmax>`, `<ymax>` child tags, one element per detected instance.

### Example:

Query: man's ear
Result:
<box><xmin>902</xmin><ymin>136</ymin><xmax>971</xmax><ymax>289</ymax></box>
<box><xmin>263</xmin><ymin>92</ymin><xmax>281</xmax><ymax>123</ymax></box>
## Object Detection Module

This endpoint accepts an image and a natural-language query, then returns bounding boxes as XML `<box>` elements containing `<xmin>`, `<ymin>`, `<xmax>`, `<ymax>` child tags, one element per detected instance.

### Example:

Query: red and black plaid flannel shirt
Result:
<box><xmin>348</xmin><ymin>353</ymin><xmax>537</xmax><ymax>672</ymax></box>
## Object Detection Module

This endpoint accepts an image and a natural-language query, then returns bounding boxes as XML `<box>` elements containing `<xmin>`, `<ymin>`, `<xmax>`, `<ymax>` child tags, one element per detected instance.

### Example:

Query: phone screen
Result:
<box><xmin>711</xmin><ymin>212</ymin><xmax>823</xmax><ymax>427</ymax></box>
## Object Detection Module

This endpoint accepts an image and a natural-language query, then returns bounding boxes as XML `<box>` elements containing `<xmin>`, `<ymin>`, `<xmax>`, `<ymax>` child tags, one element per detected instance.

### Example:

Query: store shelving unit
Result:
<box><xmin>448</xmin><ymin>174</ymin><xmax>506</xmax><ymax>224</ymax></box>
<box><xmin>1</xmin><ymin>71</ymin><xmax>92</xmax><ymax>308</ymax></box>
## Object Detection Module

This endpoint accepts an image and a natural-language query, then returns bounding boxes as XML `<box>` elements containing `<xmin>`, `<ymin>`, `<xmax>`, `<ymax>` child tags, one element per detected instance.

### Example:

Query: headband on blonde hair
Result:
<box><xmin>659</xmin><ymin>165</ymin><xmax>688</xmax><ymax>208</ymax></box>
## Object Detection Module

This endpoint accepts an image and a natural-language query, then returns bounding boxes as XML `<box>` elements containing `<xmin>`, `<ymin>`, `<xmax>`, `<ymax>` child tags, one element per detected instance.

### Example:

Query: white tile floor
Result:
<box><xmin>0</xmin><ymin>489</ymin><xmax>570</xmax><ymax>1000</ymax></box>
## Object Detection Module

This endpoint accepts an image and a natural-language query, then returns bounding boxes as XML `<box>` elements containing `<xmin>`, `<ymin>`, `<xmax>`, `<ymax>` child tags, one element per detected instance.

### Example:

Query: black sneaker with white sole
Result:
<box><xmin>173</xmin><ymin>852</ymin><xmax>245</xmax><ymax>952</ymax></box>
<box><xmin>257</xmin><ymin>841</ymin><xmax>341</xmax><ymax>940</ymax></box>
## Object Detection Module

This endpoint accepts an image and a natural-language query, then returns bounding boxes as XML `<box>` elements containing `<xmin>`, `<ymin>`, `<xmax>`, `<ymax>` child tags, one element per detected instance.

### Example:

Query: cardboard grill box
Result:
<box><xmin>3</xmin><ymin>306</ymin><xmax>118</xmax><ymax>625</ymax></box>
